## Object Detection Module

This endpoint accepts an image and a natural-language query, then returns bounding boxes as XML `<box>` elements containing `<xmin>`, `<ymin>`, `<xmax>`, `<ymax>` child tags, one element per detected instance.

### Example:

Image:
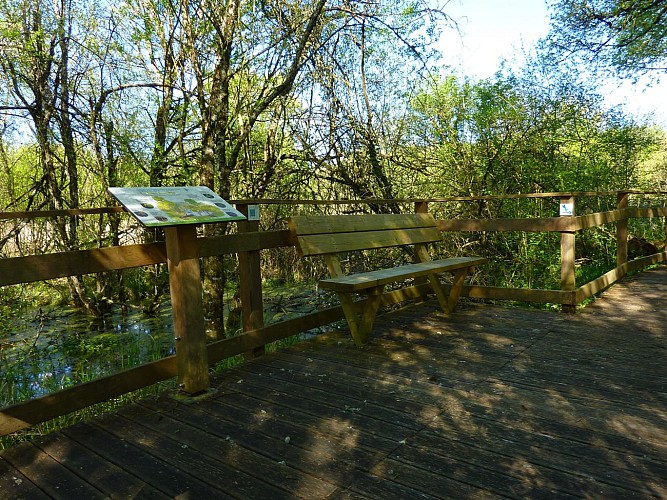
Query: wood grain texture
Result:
<box><xmin>295</xmin><ymin>227</ymin><xmax>442</xmax><ymax>256</ymax></box>
<box><xmin>0</xmin><ymin>242</ymin><xmax>167</xmax><ymax>286</ymax></box>
<box><xmin>2</xmin><ymin>266</ymin><xmax>665</xmax><ymax>498</ymax></box>
<box><xmin>290</xmin><ymin>213</ymin><xmax>486</xmax><ymax>344</ymax></box>
<box><xmin>0</xmin><ymin>357</ymin><xmax>176</xmax><ymax>435</ymax></box>
<box><xmin>165</xmin><ymin>226</ymin><xmax>208</xmax><ymax>394</ymax></box>
<box><xmin>289</xmin><ymin>213</ymin><xmax>436</xmax><ymax>235</ymax></box>
<box><xmin>318</xmin><ymin>257</ymin><xmax>487</xmax><ymax>292</ymax></box>
<box><xmin>438</xmin><ymin>217</ymin><xmax>573</xmax><ymax>233</ymax></box>
<box><xmin>236</xmin><ymin>204</ymin><xmax>265</xmax><ymax>359</ymax></box>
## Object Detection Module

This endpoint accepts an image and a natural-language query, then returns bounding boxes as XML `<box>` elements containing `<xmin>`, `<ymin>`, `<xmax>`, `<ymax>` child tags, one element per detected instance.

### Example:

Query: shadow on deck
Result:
<box><xmin>1</xmin><ymin>267</ymin><xmax>666</xmax><ymax>498</ymax></box>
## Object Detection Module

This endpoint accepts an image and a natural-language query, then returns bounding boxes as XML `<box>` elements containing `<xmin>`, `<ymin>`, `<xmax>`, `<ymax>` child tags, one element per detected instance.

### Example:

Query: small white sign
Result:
<box><xmin>247</xmin><ymin>205</ymin><xmax>260</xmax><ymax>221</ymax></box>
<box><xmin>560</xmin><ymin>202</ymin><xmax>574</xmax><ymax>216</ymax></box>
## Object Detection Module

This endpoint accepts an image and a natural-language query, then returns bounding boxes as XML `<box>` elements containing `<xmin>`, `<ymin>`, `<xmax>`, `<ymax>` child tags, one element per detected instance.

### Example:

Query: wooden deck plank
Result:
<box><xmin>461</xmin><ymin>388</ymin><xmax>666</xmax><ymax>465</ymax></box>
<box><xmin>135</xmin><ymin>397</ymin><xmax>435</xmax><ymax>499</ymax></box>
<box><xmin>0</xmin><ymin>441</ymin><xmax>106</xmax><ymax>499</ymax></box>
<box><xmin>247</xmin><ymin>352</ymin><xmax>666</xmax><ymax>460</ymax></box>
<box><xmin>266</xmin><ymin>351</ymin><xmax>665</xmax><ymax>482</ymax></box>
<box><xmin>422</xmin><ymin>410</ymin><xmax>667</xmax><ymax>491</ymax></box>
<box><xmin>0</xmin><ymin>265</ymin><xmax>665</xmax><ymax>498</ymax></box>
<box><xmin>368</xmin><ymin>457</ymin><xmax>496</xmax><ymax>499</ymax></box>
<box><xmin>407</xmin><ymin>430</ymin><xmax>657</xmax><ymax>498</ymax></box>
<box><xmin>226</xmin><ymin>360</ymin><xmax>438</xmax><ymax>429</ymax></box>
<box><xmin>375</xmin><ymin>446</ymin><xmax>578</xmax><ymax>499</ymax></box>
<box><xmin>32</xmin><ymin>432</ymin><xmax>168</xmax><ymax>499</ymax></box>
<box><xmin>214</xmin><ymin>367</ymin><xmax>424</xmax><ymax>440</ymax></box>
<box><xmin>61</xmin><ymin>421</ymin><xmax>231</xmax><ymax>499</ymax></box>
<box><xmin>277</xmin><ymin>333</ymin><xmax>512</xmax><ymax>389</ymax></box>
<box><xmin>244</xmin><ymin>355</ymin><xmax>445</xmax><ymax>418</ymax></box>
<box><xmin>0</xmin><ymin>456</ymin><xmax>47</xmax><ymax>499</ymax></box>
<box><xmin>253</xmin><ymin>346</ymin><xmax>667</xmax><ymax>496</ymax></box>
<box><xmin>161</xmin><ymin>393</ymin><xmax>392</xmax><ymax>469</ymax></box>
<box><xmin>91</xmin><ymin>412</ymin><xmax>294</xmax><ymax>499</ymax></box>
<box><xmin>116</xmin><ymin>402</ymin><xmax>339</xmax><ymax>499</ymax></box>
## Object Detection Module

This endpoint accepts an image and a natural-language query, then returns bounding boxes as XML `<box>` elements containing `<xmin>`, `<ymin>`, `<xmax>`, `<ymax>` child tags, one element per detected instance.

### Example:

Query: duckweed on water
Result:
<box><xmin>0</xmin><ymin>304</ymin><xmax>176</xmax><ymax>406</ymax></box>
<box><xmin>0</xmin><ymin>282</ymin><xmax>333</xmax><ymax>448</ymax></box>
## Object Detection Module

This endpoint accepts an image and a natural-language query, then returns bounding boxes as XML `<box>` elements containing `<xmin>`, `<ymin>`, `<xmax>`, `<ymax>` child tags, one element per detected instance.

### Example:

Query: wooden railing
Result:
<box><xmin>1</xmin><ymin>191</ymin><xmax>666</xmax><ymax>436</ymax></box>
<box><xmin>437</xmin><ymin>191</ymin><xmax>667</xmax><ymax>312</ymax></box>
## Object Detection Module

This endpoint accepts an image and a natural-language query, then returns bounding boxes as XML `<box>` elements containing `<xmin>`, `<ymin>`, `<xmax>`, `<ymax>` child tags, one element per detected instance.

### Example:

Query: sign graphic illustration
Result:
<box><xmin>108</xmin><ymin>186</ymin><xmax>245</xmax><ymax>227</ymax></box>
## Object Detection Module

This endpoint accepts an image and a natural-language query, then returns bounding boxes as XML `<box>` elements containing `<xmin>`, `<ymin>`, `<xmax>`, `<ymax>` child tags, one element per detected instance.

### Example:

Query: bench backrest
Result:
<box><xmin>289</xmin><ymin>213</ymin><xmax>442</xmax><ymax>257</ymax></box>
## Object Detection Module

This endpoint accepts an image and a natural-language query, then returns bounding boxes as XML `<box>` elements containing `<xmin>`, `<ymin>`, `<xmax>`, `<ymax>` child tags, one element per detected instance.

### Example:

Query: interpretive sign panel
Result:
<box><xmin>108</xmin><ymin>186</ymin><xmax>245</xmax><ymax>227</ymax></box>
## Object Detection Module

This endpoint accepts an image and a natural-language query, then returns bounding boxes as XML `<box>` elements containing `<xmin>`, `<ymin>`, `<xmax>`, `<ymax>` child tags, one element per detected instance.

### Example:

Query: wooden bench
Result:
<box><xmin>288</xmin><ymin>213</ymin><xmax>486</xmax><ymax>346</ymax></box>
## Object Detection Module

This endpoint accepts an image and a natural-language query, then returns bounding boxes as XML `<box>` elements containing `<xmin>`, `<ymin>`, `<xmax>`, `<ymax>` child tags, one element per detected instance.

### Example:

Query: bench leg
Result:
<box><xmin>337</xmin><ymin>287</ymin><xmax>383</xmax><ymax>347</ymax></box>
<box><xmin>447</xmin><ymin>267</ymin><xmax>470</xmax><ymax>313</ymax></box>
<box><xmin>428</xmin><ymin>267</ymin><xmax>471</xmax><ymax>314</ymax></box>
<box><xmin>358</xmin><ymin>287</ymin><xmax>384</xmax><ymax>345</ymax></box>
<box><xmin>337</xmin><ymin>292</ymin><xmax>364</xmax><ymax>346</ymax></box>
<box><xmin>427</xmin><ymin>273</ymin><xmax>450</xmax><ymax>314</ymax></box>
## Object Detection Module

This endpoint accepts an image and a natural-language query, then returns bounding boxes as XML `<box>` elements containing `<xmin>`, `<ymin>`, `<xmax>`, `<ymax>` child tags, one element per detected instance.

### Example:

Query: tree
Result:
<box><xmin>547</xmin><ymin>0</ymin><xmax>667</xmax><ymax>77</ymax></box>
<box><xmin>407</xmin><ymin>56</ymin><xmax>660</xmax><ymax>200</ymax></box>
<box><xmin>0</xmin><ymin>0</ymin><xmax>97</xmax><ymax>308</ymax></box>
<box><xmin>292</xmin><ymin>1</ymin><xmax>446</xmax><ymax>211</ymax></box>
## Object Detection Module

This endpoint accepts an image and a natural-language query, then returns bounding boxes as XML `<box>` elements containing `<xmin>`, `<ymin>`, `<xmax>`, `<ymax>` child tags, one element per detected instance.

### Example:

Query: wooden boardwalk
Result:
<box><xmin>1</xmin><ymin>267</ymin><xmax>666</xmax><ymax>499</ymax></box>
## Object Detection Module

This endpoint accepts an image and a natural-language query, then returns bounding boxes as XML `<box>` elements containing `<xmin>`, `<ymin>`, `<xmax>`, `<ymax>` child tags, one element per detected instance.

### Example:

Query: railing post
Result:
<box><xmin>165</xmin><ymin>225</ymin><xmax>209</xmax><ymax>394</ymax></box>
<box><xmin>236</xmin><ymin>203</ymin><xmax>265</xmax><ymax>359</ymax></box>
<box><xmin>559</xmin><ymin>195</ymin><xmax>576</xmax><ymax>313</ymax></box>
<box><xmin>413</xmin><ymin>201</ymin><xmax>430</xmax><ymax>292</ymax></box>
<box><xmin>616</xmin><ymin>191</ymin><xmax>629</xmax><ymax>271</ymax></box>
<box><xmin>414</xmin><ymin>201</ymin><xmax>429</xmax><ymax>215</ymax></box>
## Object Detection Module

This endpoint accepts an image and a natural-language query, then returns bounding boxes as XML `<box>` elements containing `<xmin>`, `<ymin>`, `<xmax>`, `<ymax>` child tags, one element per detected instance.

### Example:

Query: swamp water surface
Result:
<box><xmin>0</xmin><ymin>284</ymin><xmax>334</xmax><ymax>407</ymax></box>
<box><xmin>1</xmin><ymin>304</ymin><xmax>176</xmax><ymax>405</ymax></box>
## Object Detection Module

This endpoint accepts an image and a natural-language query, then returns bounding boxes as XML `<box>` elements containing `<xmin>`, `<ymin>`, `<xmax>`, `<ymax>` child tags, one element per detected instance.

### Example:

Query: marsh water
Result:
<box><xmin>0</xmin><ymin>284</ymin><xmax>331</xmax><ymax>407</ymax></box>
<box><xmin>0</xmin><ymin>303</ymin><xmax>177</xmax><ymax>405</ymax></box>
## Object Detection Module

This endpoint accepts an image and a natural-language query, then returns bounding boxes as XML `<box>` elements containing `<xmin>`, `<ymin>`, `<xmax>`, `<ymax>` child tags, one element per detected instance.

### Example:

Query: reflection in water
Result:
<box><xmin>1</xmin><ymin>304</ymin><xmax>176</xmax><ymax>402</ymax></box>
<box><xmin>1</xmin><ymin>283</ymin><xmax>331</xmax><ymax>405</ymax></box>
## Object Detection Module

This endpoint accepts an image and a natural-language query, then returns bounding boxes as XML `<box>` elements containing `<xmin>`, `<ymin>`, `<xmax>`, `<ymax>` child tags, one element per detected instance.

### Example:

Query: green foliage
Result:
<box><xmin>547</xmin><ymin>0</ymin><xmax>667</xmax><ymax>77</ymax></box>
<box><xmin>2</xmin><ymin>0</ymin><xmax>666</xmax><ymax>449</ymax></box>
<box><xmin>406</xmin><ymin>59</ymin><xmax>661</xmax><ymax>198</ymax></box>
<box><xmin>0</xmin><ymin>380</ymin><xmax>176</xmax><ymax>450</ymax></box>
<box><xmin>61</xmin><ymin>332</ymin><xmax>133</xmax><ymax>358</ymax></box>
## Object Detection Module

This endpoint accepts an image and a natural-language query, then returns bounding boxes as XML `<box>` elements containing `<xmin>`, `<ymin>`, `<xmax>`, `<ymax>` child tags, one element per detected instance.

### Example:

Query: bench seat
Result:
<box><xmin>319</xmin><ymin>257</ymin><xmax>487</xmax><ymax>293</ymax></box>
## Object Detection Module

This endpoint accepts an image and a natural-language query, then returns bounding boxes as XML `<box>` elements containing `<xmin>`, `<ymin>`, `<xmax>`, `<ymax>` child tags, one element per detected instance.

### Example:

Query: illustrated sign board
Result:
<box><xmin>108</xmin><ymin>186</ymin><xmax>245</xmax><ymax>227</ymax></box>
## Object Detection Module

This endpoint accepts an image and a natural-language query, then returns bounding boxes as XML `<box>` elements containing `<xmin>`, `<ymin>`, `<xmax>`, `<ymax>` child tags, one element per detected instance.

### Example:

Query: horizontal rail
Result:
<box><xmin>575</xmin><ymin>250</ymin><xmax>667</xmax><ymax>303</ymax></box>
<box><xmin>455</xmin><ymin>285</ymin><xmax>575</xmax><ymax>305</ymax></box>
<box><xmin>0</xmin><ymin>230</ymin><xmax>292</xmax><ymax>286</ymax></box>
<box><xmin>0</xmin><ymin>206</ymin><xmax>125</xmax><ymax>220</ymax></box>
<box><xmin>0</xmin><ymin>356</ymin><xmax>177</xmax><ymax>436</ymax></box>
<box><xmin>437</xmin><ymin>206</ymin><xmax>667</xmax><ymax>233</ymax></box>
<box><xmin>0</xmin><ymin>243</ymin><xmax>167</xmax><ymax>286</ymax></box>
<box><xmin>198</xmin><ymin>229</ymin><xmax>291</xmax><ymax>258</ymax></box>
<box><xmin>626</xmin><ymin>250</ymin><xmax>667</xmax><ymax>273</ymax></box>
<box><xmin>2</xmin><ymin>190</ymin><xmax>666</xmax><ymax>221</ymax></box>
<box><xmin>576</xmin><ymin>264</ymin><xmax>629</xmax><ymax>303</ymax></box>
<box><xmin>575</xmin><ymin>209</ymin><xmax>627</xmax><ymax>229</ymax></box>
<box><xmin>631</xmin><ymin>207</ymin><xmax>667</xmax><ymax>218</ymax></box>
<box><xmin>235</xmin><ymin>191</ymin><xmax>658</xmax><ymax>203</ymax></box>
<box><xmin>438</xmin><ymin>217</ymin><xmax>572</xmax><ymax>233</ymax></box>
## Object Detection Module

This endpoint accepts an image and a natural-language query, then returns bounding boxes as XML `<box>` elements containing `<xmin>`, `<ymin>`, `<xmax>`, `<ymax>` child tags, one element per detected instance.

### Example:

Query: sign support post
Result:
<box><xmin>165</xmin><ymin>225</ymin><xmax>209</xmax><ymax>394</ymax></box>
<box><xmin>108</xmin><ymin>186</ymin><xmax>246</xmax><ymax>395</ymax></box>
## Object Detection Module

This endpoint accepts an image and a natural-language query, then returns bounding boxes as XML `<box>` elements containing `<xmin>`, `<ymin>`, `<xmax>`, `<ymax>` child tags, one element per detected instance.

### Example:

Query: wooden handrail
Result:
<box><xmin>2</xmin><ymin>190</ymin><xmax>665</xmax><ymax>221</ymax></box>
<box><xmin>1</xmin><ymin>191</ymin><xmax>666</xmax><ymax>436</ymax></box>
